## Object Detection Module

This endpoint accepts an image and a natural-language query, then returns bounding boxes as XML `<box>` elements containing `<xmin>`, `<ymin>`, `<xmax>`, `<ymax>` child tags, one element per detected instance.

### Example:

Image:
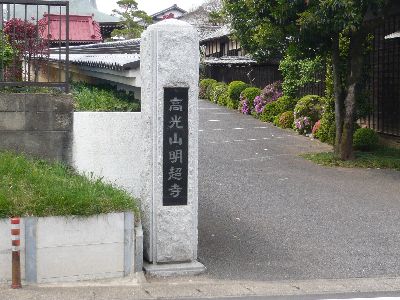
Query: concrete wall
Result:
<box><xmin>72</xmin><ymin>112</ymin><xmax>143</xmax><ymax>199</ymax></box>
<box><xmin>0</xmin><ymin>213</ymin><xmax>137</xmax><ymax>283</ymax></box>
<box><xmin>0</xmin><ymin>94</ymin><xmax>143</xmax><ymax>199</ymax></box>
<box><xmin>0</xmin><ymin>219</ymin><xmax>26</xmax><ymax>282</ymax></box>
<box><xmin>0</xmin><ymin>93</ymin><xmax>74</xmax><ymax>163</ymax></box>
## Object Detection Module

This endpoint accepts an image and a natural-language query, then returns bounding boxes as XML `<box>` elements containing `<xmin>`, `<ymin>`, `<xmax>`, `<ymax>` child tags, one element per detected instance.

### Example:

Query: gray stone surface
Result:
<box><xmin>197</xmin><ymin>99</ymin><xmax>400</xmax><ymax>281</ymax></box>
<box><xmin>140</xmin><ymin>19</ymin><xmax>200</xmax><ymax>264</ymax></box>
<box><xmin>0</xmin><ymin>93</ymin><xmax>73</xmax><ymax>163</ymax></box>
<box><xmin>124</xmin><ymin>212</ymin><xmax>135</xmax><ymax>276</ymax></box>
<box><xmin>143</xmin><ymin>261</ymin><xmax>206</xmax><ymax>277</ymax></box>
<box><xmin>135</xmin><ymin>223</ymin><xmax>144</xmax><ymax>273</ymax></box>
<box><xmin>1</xmin><ymin>276</ymin><xmax>400</xmax><ymax>299</ymax></box>
<box><xmin>24</xmin><ymin>218</ymin><xmax>38</xmax><ymax>284</ymax></box>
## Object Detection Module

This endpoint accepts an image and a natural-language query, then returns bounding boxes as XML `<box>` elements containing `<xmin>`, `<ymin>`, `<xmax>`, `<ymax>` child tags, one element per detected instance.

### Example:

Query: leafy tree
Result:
<box><xmin>0</xmin><ymin>31</ymin><xmax>16</xmax><ymax>71</ymax></box>
<box><xmin>111</xmin><ymin>0</ymin><xmax>152</xmax><ymax>39</ymax></box>
<box><xmin>201</xmin><ymin>0</ymin><xmax>227</xmax><ymax>25</ymax></box>
<box><xmin>3</xmin><ymin>18</ymin><xmax>48</xmax><ymax>81</ymax></box>
<box><xmin>224</xmin><ymin>0</ymin><xmax>395</xmax><ymax>160</ymax></box>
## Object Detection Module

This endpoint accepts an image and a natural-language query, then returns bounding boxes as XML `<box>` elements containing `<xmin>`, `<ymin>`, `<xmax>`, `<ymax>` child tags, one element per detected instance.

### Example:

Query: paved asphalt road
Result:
<box><xmin>179</xmin><ymin>295</ymin><xmax>400</xmax><ymax>300</ymax></box>
<box><xmin>197</xmin><ymin>99</ymin><xmax>400</xmax><ymax>281</ymax></box>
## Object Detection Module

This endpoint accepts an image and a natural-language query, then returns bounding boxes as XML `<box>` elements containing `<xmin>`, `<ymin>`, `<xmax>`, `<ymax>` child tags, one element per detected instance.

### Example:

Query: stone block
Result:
<box><xmin>0</xmin><ymin>112</ymin><xmax>26</xmax><ymax>130</ymax></box>
<box><xmin>36</xmin><ymin>243</ymin><xmax>124</xmax><ymax>283</ymax></box>
<box><xmin>0</xmin><ymin>94</ymin><xmax>26</xmax><ymax>111</ymax></box>
<box><xmin>0</xmin><ymin>93</ymin><xmax>73</xmax><ymax>164</ymax></box>
<box><xmin>140</xmin><ymin>18</ymin><xmax>202</xmax><ymax>272</ymax></box>
<box><xmin>0</xmin><ymin>131</ymin><xmax>72</xmax><ymax>162</ymax></box>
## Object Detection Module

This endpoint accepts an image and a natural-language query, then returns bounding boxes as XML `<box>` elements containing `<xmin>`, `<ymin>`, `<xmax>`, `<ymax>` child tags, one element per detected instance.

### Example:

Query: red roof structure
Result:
<box><xmin>39</xmin><ymin>14</ymin><xmax>102</xmax><ymax>44</ymax></box>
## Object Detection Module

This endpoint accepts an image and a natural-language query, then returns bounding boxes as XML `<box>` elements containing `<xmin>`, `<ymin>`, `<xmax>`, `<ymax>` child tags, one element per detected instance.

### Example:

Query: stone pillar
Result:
<box><xmin>140</xmin><ymin>19</ymin><xmax>205</xmax><ymax>275</ymax></box>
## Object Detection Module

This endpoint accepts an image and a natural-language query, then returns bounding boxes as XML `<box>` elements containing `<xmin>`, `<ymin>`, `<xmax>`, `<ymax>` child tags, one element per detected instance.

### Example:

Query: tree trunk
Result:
<box><xmin>339</xmin><ymin>30</ymin><xmax>366</xmax><ymax>160</ymax></box>
<box><xmin>331</xmin><ymin>34</ymin><xmax>345</xmax><ymax>157</ymax></box>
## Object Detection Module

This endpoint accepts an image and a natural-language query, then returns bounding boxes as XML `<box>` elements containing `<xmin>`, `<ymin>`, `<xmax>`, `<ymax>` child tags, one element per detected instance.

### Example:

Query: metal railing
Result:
<box><xmin>0</xmin><ymin>0</ymin><xmax>69</xmax><ymax>92</ymax></box>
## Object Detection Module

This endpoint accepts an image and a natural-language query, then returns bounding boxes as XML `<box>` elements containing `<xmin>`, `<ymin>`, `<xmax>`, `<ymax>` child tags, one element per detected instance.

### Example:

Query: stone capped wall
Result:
<box><xmin>0</xmin><ymin>93</ymin><xmax>73</xmax><ymax>163</ymax></box>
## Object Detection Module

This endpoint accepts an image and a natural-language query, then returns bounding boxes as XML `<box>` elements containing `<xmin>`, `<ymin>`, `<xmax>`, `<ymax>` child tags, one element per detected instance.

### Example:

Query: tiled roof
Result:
<box><xmin>39</xmin><ymin>14</ymin><xmax>102</xmax><ymax>43</ymax></box>
<box><xmin>151</xmin><ymin>4</ymin><xmax>187</xmax><ymax>18</ymax></box>
<box><xmin>50</xmin><ymin>53</ymin><xmax>140</xmax><ymax>71</ymax></box>
<box><xmin>6</xmin><ymin>0</ymin><xmax>119</xmax><ymax>24</ymax></box>
<box><xmin>51</xmin><ymin>39</ymin><xmax>141</xmax><ymax>54</ymax></box>
<box><xmin>203</xmin><ymin>56</ymin><xmax>257</xmax><ymax>65</ymax></box>
<box><xmin>200</xmin><ymin>25</ymin><xmax>231</xmax><ymax>42</ymax></box>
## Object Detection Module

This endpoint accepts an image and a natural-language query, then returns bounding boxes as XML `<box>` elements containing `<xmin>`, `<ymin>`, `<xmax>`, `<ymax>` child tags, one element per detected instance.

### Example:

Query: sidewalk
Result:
<box><xmin>1</xmin><ymin>275</ymin><xmax>400</xmax><ymax>299</ymax></box>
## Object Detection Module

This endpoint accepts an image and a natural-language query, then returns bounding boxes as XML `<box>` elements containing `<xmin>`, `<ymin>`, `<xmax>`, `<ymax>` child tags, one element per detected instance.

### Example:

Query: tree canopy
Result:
<box><xmin>224</xmin><ymin>0</ymin><xmax>395</xmax><ymax>160</ymax></box>
<box><xmin>111</xmin><ymin>0</ymin><xmax>152</xmax><ymax>39</ymax></box>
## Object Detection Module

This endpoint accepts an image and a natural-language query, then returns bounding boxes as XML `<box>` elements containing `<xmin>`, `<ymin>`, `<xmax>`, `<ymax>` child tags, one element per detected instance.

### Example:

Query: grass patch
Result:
<box><xmin>0</xmin><ymin>151</ymin><xmax>139</xmax><ymax>218</ymax></box>
<box><xmin>302</xmin><ymin>147</ymin><xmax>400</xmax><ymax>171</ymax></box>
<box><xmin>72</xmin><ymin>82</ymin><xmax>140</xmax><ymax>112</ymax></box>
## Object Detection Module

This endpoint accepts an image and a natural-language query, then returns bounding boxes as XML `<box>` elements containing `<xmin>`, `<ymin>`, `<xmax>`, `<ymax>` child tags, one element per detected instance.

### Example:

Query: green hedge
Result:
<box><xmin>294</xmin><ymin>95</ymin><xmax>324</xmax><ymax>123</ymax></box>
<box><xmin>353</xmin><ymin>128</ymin><xmax>379</xmax><ymax>151</ymax></box>
<box><xmin>199</xmin><ymin>78</ymin><xmax>217</xmax><ymax>99</ymax></box>
<box><xmin>278</xmin><ymin>111</ymin><xmax>295</xmax><ymax>129</ymax></box>
<box><xmin>260</xmin><ymin>102</ymin><xmax>279</xmax><ymax>122</ymax></box>
<box><xmin>210</xmin><ymin>82</ymin><xmax>228</xmax><ymax>104</ymax></box>
<box><xmin>0</xmin><ymin>152</ymin><xmax>139</xmax><ymax>218</ymax></box>
<box><xmin>227</xmin><ymin>81</ymin><xmax>250</xmax><ymax>109</ymax></box>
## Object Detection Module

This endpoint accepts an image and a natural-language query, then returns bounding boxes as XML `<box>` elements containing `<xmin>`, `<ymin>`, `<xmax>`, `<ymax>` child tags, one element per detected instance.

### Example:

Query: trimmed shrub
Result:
<box><xmin>260</xmin><ymin>81</ymin><xmax>282</xmax><ymax>103</ymax></box>
<box><xmin>260</xmin><ymin>102</ymin><xmax>279</xmax><ymax>122</ymax></box>
<box><xmin>228</xmin><ymin>81</ymin><xmax>250</xmax><ymax>101</ymax></box>
<box><xmin>227</xmin><ymin>97</ymin><xmax>239</xmax><ymax>109</ymax></box>
<box><xmin>241</xmin><ymin>87</ymin><xmax>261</xmax><ymax>108</ymax></box>
<box><xmin>217</xmin><ymin>90</ymin><xmax>229</xmax><ymax>106</ymax></box>
<box><xmin>312</xmin><ymin>120</ymin><xmax>322</xmax><ymax>135</ymax></box>
<box><xmin>275</xmin><ymin>96</ymin><xmax>298</xmax><ymax>115</ymax></box>
<box><xmin>278</xmin><ymin>111</ymin><xmax>295</xmax><ymax>129</ymax></box>
<box><xmin>253</xmin><ymin>81</ymin><xmax>282</xmax><ymax>116</ymax></box>
<box><xmin>210</xmin><ymin>82</ymin><xmax>228</xmax><ymax>104</ymax></box>
<box><xmin>353</xmin><ymin>128</ymin><xmax>379</xmax><ymax>151</ymax></box>
<box><xmin>294</xmin><ymin>117</ymin><xmax>312</xmax><ymax>135</ymax></box>
<box><xmin>239</xmin><ymin>87</ymin><xmax>261</xmax><ymax>114</ymax></box>
<box><xmin>294</xmin><ymin>95</ymin><xmax>324</xmax><ymax>123</ymax></box>
<box><xmin>199</xmin><ymin>79</ymin><xmax>217</xmax><ymax>99</ymax></box>
<box><xmin>316</xmin><ymin>97</ymin><xmax>335</xmax><ymax>144</ymax></box>
<box><xmin>273</xmin><ymin>114</ymin><xmax>281</xmax><ymax>126</ymax></box>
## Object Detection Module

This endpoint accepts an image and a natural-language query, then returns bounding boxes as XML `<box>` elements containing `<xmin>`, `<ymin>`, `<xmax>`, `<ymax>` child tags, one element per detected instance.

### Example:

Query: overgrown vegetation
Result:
<box><xmin>71</xmin><ymin>82</ymin><xmax>140</xmax><ymax>112</ymax></box>
<box><xmin>0</xmin><ymin>152</ymin><xmax>139</xmax><ymax>218</ymax></box>
<box><xmin>224</xmin><ymin>0</ymin><xmax>394</xmax><ymax>160</ymax></box>
<box><xmin>302</xmin><ymin>147</ymin><xmax>400</xmax><ymax>171</ymax></box>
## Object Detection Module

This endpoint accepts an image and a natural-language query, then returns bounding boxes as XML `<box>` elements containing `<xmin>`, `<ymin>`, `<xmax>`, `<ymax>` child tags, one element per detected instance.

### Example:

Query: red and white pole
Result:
<box><xmin>11</xmin><ymin>217</ymin><xmax>22</xmax><ymax>289</ymax></box>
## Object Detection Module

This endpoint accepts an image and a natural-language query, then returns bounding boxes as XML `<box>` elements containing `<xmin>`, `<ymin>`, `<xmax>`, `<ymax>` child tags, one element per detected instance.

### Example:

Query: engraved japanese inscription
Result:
<box><xmin>163</xmin><ymin>88</ymin><xmax>189</xmax><ymax>206</ymax></box>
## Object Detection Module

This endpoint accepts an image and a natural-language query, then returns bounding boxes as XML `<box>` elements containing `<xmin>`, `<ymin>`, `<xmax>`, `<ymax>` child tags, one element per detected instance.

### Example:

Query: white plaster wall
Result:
<box><xmin>0</xmin><ymin>213</ymin><xmax>131</xmax><ymax>283</ymax></box>
<box><xmin>36</xmin><ymin>213</ymin><xmax>125</xmax><ymax>283</ymax></box>
<box><xmin>0</xmin><ymin>219</ymin><xmax>25</xmax><ymax>283</ymax></box>
<box><xmin>72</xmin><ymin>112</ymin><xmax>143</xmax><ymax>199</ymax></box>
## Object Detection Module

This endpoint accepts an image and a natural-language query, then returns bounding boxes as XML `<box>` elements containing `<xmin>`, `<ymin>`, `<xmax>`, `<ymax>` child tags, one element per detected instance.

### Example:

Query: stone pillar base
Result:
<box><xmin>143</xmin><ymin>261</ymin><xmax>206</xmax><ymax>277</ymax></box>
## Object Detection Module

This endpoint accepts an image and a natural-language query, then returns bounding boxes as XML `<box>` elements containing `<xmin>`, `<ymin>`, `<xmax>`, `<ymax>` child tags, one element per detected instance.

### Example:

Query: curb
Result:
<box><xmin>1</xmin><ymin>276</ymin><xmax>400</xmax><ymax>299</ymax></box>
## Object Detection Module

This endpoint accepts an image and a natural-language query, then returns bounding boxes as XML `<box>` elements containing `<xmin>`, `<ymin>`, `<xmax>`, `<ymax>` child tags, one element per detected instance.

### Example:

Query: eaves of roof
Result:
<box><xmin>151</xmin><ymin>4</ymin><xmax>187</xmax><ymax>18</ymax></box>
<box><xmin>49</xmin><ymin>53</ymin><xmax>140</xmax><ymax>71</ymax></box>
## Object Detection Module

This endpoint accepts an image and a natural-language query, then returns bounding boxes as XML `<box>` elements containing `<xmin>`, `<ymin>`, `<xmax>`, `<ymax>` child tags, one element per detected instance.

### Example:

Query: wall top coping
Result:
<box><xmin>147</xmin><ymin>19</ymin><xmax>195</xmax><ymax>31</ymax></box>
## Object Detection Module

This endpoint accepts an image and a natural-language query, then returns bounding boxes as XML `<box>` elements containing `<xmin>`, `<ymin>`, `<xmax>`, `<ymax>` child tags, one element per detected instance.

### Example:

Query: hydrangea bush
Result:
<box><xmin>253</xmin><ymin>81</ymin><xmax>283</xmax><ymax>116</ymax></box>
<box><xmin>239</xmin><ymin>87</ymin><xmax>261</xmax><ymax>115</ymax></box>
<box><xmin>294</xmin><ymin>116</ymin><xmax>312</xmax><ymax>135</ymax></box>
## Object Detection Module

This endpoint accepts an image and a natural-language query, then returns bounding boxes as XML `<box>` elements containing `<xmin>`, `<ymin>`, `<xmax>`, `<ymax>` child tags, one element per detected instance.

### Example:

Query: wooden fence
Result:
<box><xmin>204</xmin><ymin>14</ymin><xmax>400</xmax><ymax>137</ymax></box>
<box><xmin>203</xmin><ymin>63</ymin><xmax>282</xmax><ymax>89</ymax></box>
